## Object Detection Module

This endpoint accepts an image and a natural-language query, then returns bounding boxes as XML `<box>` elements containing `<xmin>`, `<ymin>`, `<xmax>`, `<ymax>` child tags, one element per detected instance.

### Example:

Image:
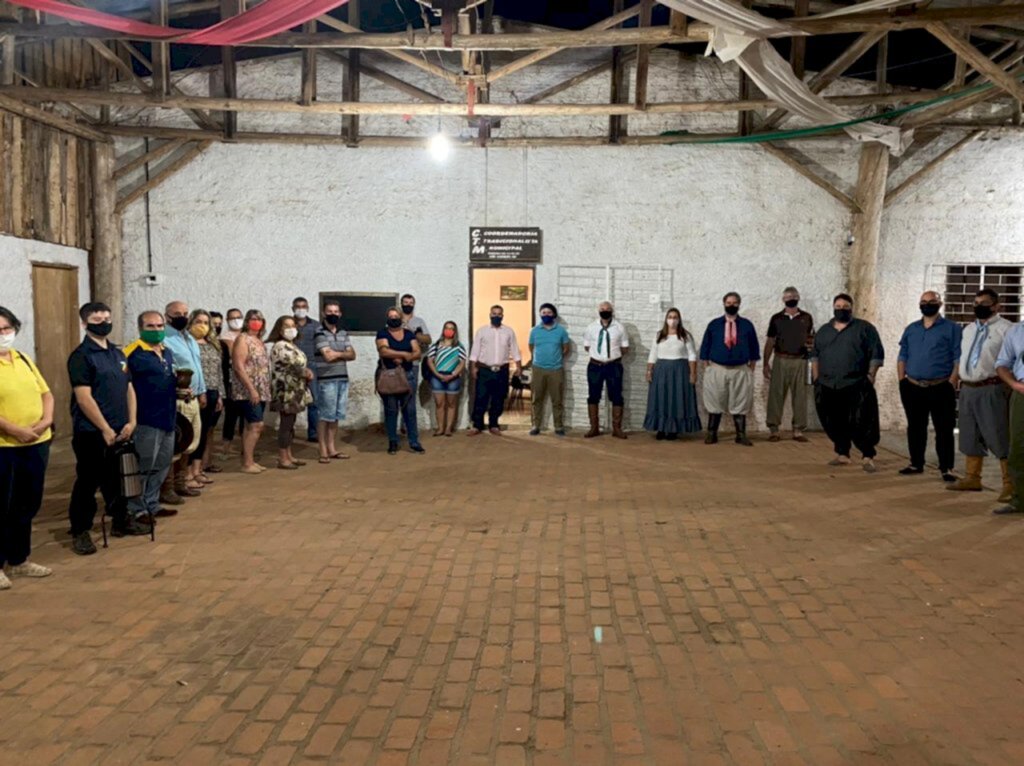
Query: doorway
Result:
<box><xmin>32</xmin><ymin>264</ymin><xmax>80</xmax><ymax>436</ymax></box>
<box><xmin>470</xmin><ymin>266</ymin><xmax>535</xmax><ymax>426</ymax></box>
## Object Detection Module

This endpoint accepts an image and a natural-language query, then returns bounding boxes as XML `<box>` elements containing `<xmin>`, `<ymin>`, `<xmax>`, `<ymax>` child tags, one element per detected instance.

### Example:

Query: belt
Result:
<box><xmin>961</xmin><ymin>377</ymin><xmax>1002</xmax><ymax>388</ymax></box>
<box><xmin>475</xmin><ymin>363</ymin><xmax>509</xmax><ymax>373</ymax></box>
<box><xmin>774</xmin><ymin>352</ymin><xmax>807</xmax><ymax>360</ymax></box>
<box><xmin>710</xmin><ymin>362</ymin><xmax>748</xmax><ymax>370</ymax></box>
<box><xmin>905</xmin><ymin>376</ymin><xmax>950</xmax><ymax>388</ymax></box>
<box><xmin>588</xmin><ymin>358</ymin><xmax>622</xmax><ymax>367</ymax></box>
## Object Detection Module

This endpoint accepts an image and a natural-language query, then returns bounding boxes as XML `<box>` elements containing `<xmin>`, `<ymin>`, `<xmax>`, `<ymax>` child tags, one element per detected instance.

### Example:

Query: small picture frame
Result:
<box><xmin>500</xmin><ymin>285</ymin><xmax>529</xmax><ymax>301</ymax></box>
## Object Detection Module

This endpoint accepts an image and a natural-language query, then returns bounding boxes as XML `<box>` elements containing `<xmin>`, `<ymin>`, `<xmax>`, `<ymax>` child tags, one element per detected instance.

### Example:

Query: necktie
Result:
<box><xmin>598</xmin><ymin>327</ymin><xmax>609</xmax><ymax>358</ymax></box>
<box><xmin>967</xmin><ymin>321</ymin><xmax>988</xmax><ymax>372</ymax></box>
<box><xmin>724</xmin><ymin>318</ymin><xmax>737</xmax><ymax>350</ymax></box>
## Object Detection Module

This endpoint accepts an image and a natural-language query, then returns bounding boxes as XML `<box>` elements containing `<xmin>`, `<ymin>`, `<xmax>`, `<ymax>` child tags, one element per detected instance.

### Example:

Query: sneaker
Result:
<box><xmin>160</xmin><ymin>492</ymin><xmax>185</xmax><ymax>506</ymax></box>
<box><xmin>110</xmin><ymin>518</ymin><xmax>150</xmax><ymax>537</ymax></box>
<box><xmin>554</xmin><ymin>430</ymin><xmax>566</xmax><ymax>437</ymax></box>
<box><xmin>387</xmin><ymin>441</ymin><xmax>399</xmax><ymax>455</ymax></box>
<box><xmin>793</xmin><ymin>432</ymin><xmax>809</xmax><ymax>443</ymax></box>
<box><xmin>72</xmin><ymin>532</ymin><xmax>97</xmax><ymax>556</ymax></box>
<box><xmin>863</xmin><ymin>459</ymin><xmax>878</xmax><ymax>474</ymax></box>
<box><xmin>993</xmin><ymin>504</ymin><xmax>1022</xmax><ymax>515</ymax></box>
<box><xmin>768</xmin><ymin>433</ymin><xmax>781</xmax><ymax>443</ymax></box>
<box><xmin>154</xmin><ymin>508</ymin><xmax>178</xmax><ymax>518</ymax></box>
<box><xmin>898</xmin><ymin>465</ymin><xmax>924</xmax><ymax>475</ymax></box>
<box><xmin>8</xmin><ymin>561</ymin><xmax>52</xmax><ymax>578</ymax></box>
<box><xmin>410</xmin><ymin>444</ymin><xmax>425</xmax><ymax>454</ymax></box>
<box><xmin>529</xmin><ymin>429</ymin><xmax>541</xmax><ymax>436</ymax></box>
<box><xmin>0</xmin><ymin>571</ymin><xmax>11</xmax><ymax>590</ymax></box>
<box><xmin>941</xmin><ymin>472</ymin><xmax>957</xmax><ymax>483</ymax></box>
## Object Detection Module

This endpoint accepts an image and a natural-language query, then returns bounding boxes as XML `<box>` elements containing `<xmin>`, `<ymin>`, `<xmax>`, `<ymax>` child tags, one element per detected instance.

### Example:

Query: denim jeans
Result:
<box><xmin>383</xmin><ymin>369</ymin><xmax>420</xmax><ymax>446</ymax></box>
<box><xmin>127</xmin><ymin>425</ymin><xmax>175</xmax><ymax>519</ymax></box>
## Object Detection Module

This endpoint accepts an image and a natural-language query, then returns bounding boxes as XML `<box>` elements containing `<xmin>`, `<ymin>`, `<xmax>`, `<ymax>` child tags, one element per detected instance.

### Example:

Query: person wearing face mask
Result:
<box><xmin>219</xmin><ymin>308</ymin><xmax>245</xmax><ymax>455</ymax></box>
<box><xmin>811</xmin><ymin>294</ymin><xmax>885</xmax><ymax>473</ymax></box>
<box><xmin>400</xmin><ymin>294</ymin><xmax>431</xmax><ymax>434</ymax></box>
<box><xmin>0</xmin><ymin>306</ymin><xmax>55</xmax><ymax>588</ymax></box>
<box><xmin>583</xmin><ymin>301</ymin><xmax>630</xmax><ymax>438</ymax></box>
<box><xmin>314</xmin><ymin>300</ymin><xmax>356</xmax><ymax>463</ymax></box>
<box><xmin>268</xmin><ymin>315</ymin><xmax>314</xmax><ymax>470</ymax></box>
<box><xmin>897</xmin><ymin>291</ymin><xmax>962</xmax><ymax>481</ymax></box>
<box><xmin>993</xmin><ymin>305</ymin><xmax>1024</xmax><ymax>514</ymax></box>
<box><xmin>67</xmin><ymin>302</ymin><xmax>141</xmax><ymax>555</ymax></box>
<box><xmin>763</xmin><ymin>287</ymin><xmax>815</xmax><ymax>443</ymax></box>
<box><xmin>528</xmin><ymin>303</ymin><xmax>571</xmax><ymax>437</ymax></box>
<box><xmin>699</xmin><ymin>292</ymin><xmax>760</xmax><ymax>446</ymax></box>
<box><xmin>425</xmin><ymin>321</ymin><xmax>467</xmax><ymax>437</ymax></box>
<box><xmin>186</xmin><ymin>310</ymin><xmax>226</xmax><ymax>486</ymax></box>
<box><xmin>162</xmin><ymin>301</ymin><xmax>207</xmax><ymax>500</ymax></box>
<box><xmin>291</xmin><ymin>297</ymin><xmax>321</xmax><ymax>442</ymax></box>
<box><xmin>949</xmin><ymin>289</ymin><xmax>1012</xmax><ymax>498</ymax></box>
<box><xmin>377</xmin><ymin>308</ymin><xmax>425</xmax><ymax>454</ymax></box>
<box><xmin>231</xmin><ymin>309</ymin><xmax>271</xmax><ymax>473</ymax></box>
<box><xmin>124</xmin><ymin>311</ymin><xmax>178</xmax><ymax>526</ymax></box>
<box><xmin>645</xmin><ymin>307</ymin><xmax>700</xmax><ymax>440</ymax></box>
<box><xmin>468</xmin><ymin>305</ymin><xmax>522</xmax><ymax>437</ymax></box>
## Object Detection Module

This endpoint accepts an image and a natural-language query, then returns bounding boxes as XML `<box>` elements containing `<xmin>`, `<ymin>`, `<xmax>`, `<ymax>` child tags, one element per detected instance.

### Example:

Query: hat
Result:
<box><xmin>174</xmin><ymin>412</ymin><xmax>195</xmax><ymax>456</ymax></box>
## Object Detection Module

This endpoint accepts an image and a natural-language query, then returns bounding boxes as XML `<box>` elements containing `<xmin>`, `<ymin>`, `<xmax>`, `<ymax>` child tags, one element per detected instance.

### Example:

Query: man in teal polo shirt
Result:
<box><xmin>528</xmin><ymin>303</ymin><xmax>571</xmax><ymax>437</ymax></box>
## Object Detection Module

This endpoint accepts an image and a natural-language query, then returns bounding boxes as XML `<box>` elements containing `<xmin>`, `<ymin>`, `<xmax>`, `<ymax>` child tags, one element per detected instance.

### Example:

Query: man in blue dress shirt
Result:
<box><xmin>993</xmin><ymin>318</ymin><xmax>1024</xmax><ymax>514</ymax></box>
<box><xmin>699</xmin><ymin>292</ymin><xmax>760</xmax><ymax>446</ymax></box>
<box><xmin>896</xmin><ymin>291</ymin><xmax>962</xmax><ymax>482</ymax></box>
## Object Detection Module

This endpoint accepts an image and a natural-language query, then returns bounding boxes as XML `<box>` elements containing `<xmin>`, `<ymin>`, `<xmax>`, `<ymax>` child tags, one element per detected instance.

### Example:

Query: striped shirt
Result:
<box><xmin>427</xmin><ymin>342</ymin><xmax>467</xmax><ymax>374</ymax></box>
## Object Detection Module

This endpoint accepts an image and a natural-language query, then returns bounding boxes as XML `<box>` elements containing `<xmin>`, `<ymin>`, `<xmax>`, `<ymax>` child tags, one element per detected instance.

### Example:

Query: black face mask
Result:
<box><xmin>169</xmin><ymin>316</ymin><xmax>188</xmax><ymax>331</ymax></box>
<box><xmin>323</xmin><ymin>314</ymin><xmax>340</xmax><ymax>327</ymax></box>
<box><xmin>490</xmin><ymin>316</ymin><xmax>503</xmax><ymax>327</ymax></box>
<box><xmin>784</xmin><ymin>299</ymin><xmax>799</xmax><ymax>309</ymax></box>
<box><xmin>724</xmin><ymin>305</ymin><xmax>740</xmax><ymax>316</ymax></box>
<box><xmin>401</xmin><ymin>305</ymin><xmax>414</xmax><ymax>315</ymax></box>
<box><xmin>212</xmin><ymin>324</ymin><xmax>222</xmax><ymax>335</ymax></box>
<box><xmin>599</xmin><ymin>310</ymin><xmax>613</xmax><ymax>321</ymax></box>
<box><xmin>834</xmin><ymin>308</ymin><xmax>853</xmax><ymax>323</ymax></box>
<box><xmin>920</xmin><ymin>303</ymin><xmax>941</xmax><ymax>318</ymax></box>
<box><xmin>974</xmin><ymin>304</ymin><xmax>994</xmax><ymax>320</ymax></box>
<box><xmin>387</xmin><ymin>318</ymin><xmax>403</xmax><ymax>329</ymax></box>
<box><xmin>88</xmin><ymin>321</ymin><xmax>113</xmax><ymax>337</ymax></box>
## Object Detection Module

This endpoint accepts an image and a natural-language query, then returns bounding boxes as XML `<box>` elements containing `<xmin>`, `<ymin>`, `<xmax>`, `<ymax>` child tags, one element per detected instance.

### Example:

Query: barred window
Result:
<box><xmin>943</xmin><ymin>265</ymin><xmax>1022</xmax><ymax>324</ymax></box>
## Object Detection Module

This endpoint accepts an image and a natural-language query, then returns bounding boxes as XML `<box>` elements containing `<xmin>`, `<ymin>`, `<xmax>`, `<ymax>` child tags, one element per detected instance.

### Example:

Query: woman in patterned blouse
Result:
<box><xmin>187</xmin><ymin>309</ymin><xmax>227</xmax><ymax>484</ymax></box>
<box><xmin>268</xmin><ymin>316</ymin><xmax>314</xmax><ymax>470</ymax></box>
<box><xmin>425</xmin><ymin>320</ymin><xmax>468</xmax><ymax>437</ymax></box>
<box><xmin>230</xmin><ymin>309</ymin><xmax>271</xmax><ymax>474</ymax></box>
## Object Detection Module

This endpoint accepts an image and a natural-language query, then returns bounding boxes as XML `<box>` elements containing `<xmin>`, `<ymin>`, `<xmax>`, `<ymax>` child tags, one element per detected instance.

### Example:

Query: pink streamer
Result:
<box><xmin>7</xmin><ymin>0</ymin><xmax>350</xmax><ymax>45</ymax></box>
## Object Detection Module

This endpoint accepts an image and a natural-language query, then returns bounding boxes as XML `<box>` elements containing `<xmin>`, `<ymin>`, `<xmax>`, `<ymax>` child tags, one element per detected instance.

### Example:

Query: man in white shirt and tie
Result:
<box><xmin>949</xmin><ymin>288</ymin><xmax>1012</xmax><ymax>498</ymax></box>
<box><xmin>583</xmin><ymin>301</ymin><xmax>630</xmax><ymax>439</ymax></box>
<box><xmin>468</xmin><ymin>305</ymin><xmax>521</xmax><ymax>436</ymax></box>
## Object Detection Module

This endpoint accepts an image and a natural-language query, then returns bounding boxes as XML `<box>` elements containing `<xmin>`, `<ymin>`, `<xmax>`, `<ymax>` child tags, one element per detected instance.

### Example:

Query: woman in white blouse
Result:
<box><xmin>644</xmin><ymin>307</ymin><xmax>702</xmax><ymax>440</ymax></box>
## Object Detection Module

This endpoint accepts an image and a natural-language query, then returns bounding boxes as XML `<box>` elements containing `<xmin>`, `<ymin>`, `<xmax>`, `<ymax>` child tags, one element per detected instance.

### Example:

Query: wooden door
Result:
<box><xmin>31</xmin><ymin>264</ymin><xmax>79</xmax><ymax>436</ymax></box>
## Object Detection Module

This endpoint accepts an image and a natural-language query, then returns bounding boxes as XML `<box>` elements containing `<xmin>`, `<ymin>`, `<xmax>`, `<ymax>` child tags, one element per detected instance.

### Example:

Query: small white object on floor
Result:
<box><xmin>9</xmin><ymin>561</ymin><xmax>52</xmax><ymax>578</ymax></box>
<box><xmin>594</xmin><ymin>626</ymin><xmax>603</xmax><ymax>644</ymax></box>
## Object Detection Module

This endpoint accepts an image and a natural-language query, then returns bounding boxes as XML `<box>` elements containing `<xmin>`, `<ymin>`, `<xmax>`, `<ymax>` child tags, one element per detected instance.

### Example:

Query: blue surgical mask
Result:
<box><xmin>541</xmin><ymin>315</ymin><xmax>555</xmax><ymax>325</ymax></box>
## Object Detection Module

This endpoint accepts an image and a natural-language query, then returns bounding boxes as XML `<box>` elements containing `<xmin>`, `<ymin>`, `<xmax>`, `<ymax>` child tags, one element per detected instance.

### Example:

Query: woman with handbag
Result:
<box><xmin>268</xmin><ymin>316</ymin><xmax>313</xmax><ymax>470</ymax></box>
<box><xmin>0</xmin><ymin>306</ymin><xmax>54</xmax><ymax>589</ymax></box>
<box><xmin>376</xmin><ymin>308</ymin><xmax>425</xmax><ymax>456</ymax></box>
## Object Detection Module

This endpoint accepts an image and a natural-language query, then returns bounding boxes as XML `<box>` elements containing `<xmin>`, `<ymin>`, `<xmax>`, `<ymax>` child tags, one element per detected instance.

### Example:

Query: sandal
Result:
<box><xmin>185</xmin><ymin>480</ymin><xmax>204</xmax><ymax>490</ymax></box>
<box><xmin>205</xmin><ymin>464</ymin><xmax>223</xmax><ymax>474</ymax></box>
<box><xmin>198</xmin><ymin>474</ymin><xmax>214</xmax><ymax>484</ymax></box>
<box><xmin>330</xmin><ymin>453</ymin><xmax>349</xmax><ymax>460</ymax></box>
<box><xmin>240</xmin><ymin>465</ymin><xmax>262</xmax><ymax>475</ymax></box>
<box><xmin>292</xmin><ymin>459</ymin><xmax>307</xmax><ymax>467</ymax></box>
<box><xmin>318</xmin><ymin>457</ymin><xmax>332</xmax><ymax>464</ymax></box>
<box><xmin>277</xmin><ymin>462</ymin><xmax>299</xmax><ymax>470</ymax></box>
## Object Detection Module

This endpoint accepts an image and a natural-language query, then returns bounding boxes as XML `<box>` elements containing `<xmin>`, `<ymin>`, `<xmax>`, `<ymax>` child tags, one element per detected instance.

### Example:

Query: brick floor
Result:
<box><xmin>3</xmin><ymin>428</ymin><xmax>1024</xmax><ymax>764</ymax></box>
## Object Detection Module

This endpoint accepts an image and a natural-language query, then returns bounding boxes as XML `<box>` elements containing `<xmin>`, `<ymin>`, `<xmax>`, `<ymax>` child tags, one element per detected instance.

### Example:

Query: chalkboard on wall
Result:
<box><xmin>318</xmin><ymin>292</ymin><xmax>399</xmax><ymax>336</ymax></box>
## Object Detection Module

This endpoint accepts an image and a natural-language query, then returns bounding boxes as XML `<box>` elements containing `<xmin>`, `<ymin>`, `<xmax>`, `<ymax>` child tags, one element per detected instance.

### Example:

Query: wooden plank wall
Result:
<box><xmin>0</xmin><ymin>112</ymin><xmax>94</xmax><ymax>250</ymax></box>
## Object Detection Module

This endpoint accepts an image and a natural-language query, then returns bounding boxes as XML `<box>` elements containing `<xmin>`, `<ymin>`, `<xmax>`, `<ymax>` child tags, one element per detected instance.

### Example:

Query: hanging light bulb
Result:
<box><xmin>428</xmin><ymin>131</ymin><xmax>451</xmax><ymax>162</ymax></box>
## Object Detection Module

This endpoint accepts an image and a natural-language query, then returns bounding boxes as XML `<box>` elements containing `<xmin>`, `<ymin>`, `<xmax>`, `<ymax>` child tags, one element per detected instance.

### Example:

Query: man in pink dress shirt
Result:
<box><xmin>468</xmin><ymin>305</ymin><xmax>521</xmax><ymax>436</ymax></box>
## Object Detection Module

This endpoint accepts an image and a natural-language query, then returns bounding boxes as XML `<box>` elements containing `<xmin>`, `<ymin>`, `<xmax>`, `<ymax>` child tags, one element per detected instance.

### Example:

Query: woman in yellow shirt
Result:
<box><xmin>0</xmin><ymin>306</ymin><xmax>54</xmax><ymax>590</ymax></box>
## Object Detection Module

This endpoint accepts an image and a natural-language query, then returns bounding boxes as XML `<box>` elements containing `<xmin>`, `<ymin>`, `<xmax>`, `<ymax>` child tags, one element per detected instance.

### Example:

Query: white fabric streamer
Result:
<box><xmin>659</xmin><ymin>0</ymin><xmax>914</xmax><ymax>153</ymax></box>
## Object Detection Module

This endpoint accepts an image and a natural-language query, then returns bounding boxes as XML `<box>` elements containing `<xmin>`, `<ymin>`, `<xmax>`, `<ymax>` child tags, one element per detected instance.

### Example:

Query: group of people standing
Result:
<box><xmin>1</xmin><ymin>282</ymin><xmax>1023</xmax><ymax>590</ymax></box>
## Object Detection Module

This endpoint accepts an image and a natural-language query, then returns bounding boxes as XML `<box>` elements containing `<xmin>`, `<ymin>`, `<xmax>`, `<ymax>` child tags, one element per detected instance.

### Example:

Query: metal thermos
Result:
<box><xmin>116</xmin><ymin>442</ymin><xmax>143</xmax><ymax>499</ymax></box>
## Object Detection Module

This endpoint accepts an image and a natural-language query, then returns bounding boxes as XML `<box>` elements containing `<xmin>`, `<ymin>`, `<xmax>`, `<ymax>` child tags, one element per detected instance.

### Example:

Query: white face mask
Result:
<box><xmin>283</xmin><ymin>328</ymin><xmax>299</xmax><ymax>341</ymax></box>
<box><xmin>666</xmin><ymin>318</ymin><xmax>679</xmax><ymax>328</ymax></box>
<box><xmin>0</xmin><ymin>332</ymin><xmax>15</xmax><ymax>350</ymax></box>
<box><xmin>294</xmin><ymin>309</ymin><xmax>308</xmax><ymax>320</ymax></box>
<box><xmin>228</xmin><ymin>318</ymin><xmax>243</xmax><ymax>331</ymax></box>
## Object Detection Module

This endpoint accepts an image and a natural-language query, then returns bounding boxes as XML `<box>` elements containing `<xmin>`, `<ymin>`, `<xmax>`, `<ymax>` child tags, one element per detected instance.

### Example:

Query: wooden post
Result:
<box><xmin>343</xmin><ymin>0</ymin><xmax>359</xmax><ymax>145</ymax></box>
<box><xmin>609</xmin><ymin>0</ymin><xmax>626</xmax><ymax>143</ymax></box>
<box><xmin>300</xmin><ymin>20</ymin><xmax>317</xmax><ymax>105</ymax></box>
<box><xmin>876</xmin><ymin>33</ymin><xmax>888</xmax><ymax>94</ymax></box>
<box><xmin>848</xmin><ymin>143</ymin><xmax>889</xmax><ymax>325</ymax></box>
<box><xmin>790</xmin><ymin>0</ymin><xmax>809</xmax><ymax>79</ymax></box>
<box><xmin>151</xmin><ymin>0</ymin><xmax>170</xmax><ymax>98</ymax></box>
<box><xmin>0</xmin><ymin>35</ymin><xmax>14</xmax><ymax>87</ymax></box>
<box><xmin>738</xmin><ymin>0</ymin><xmax>754</xmax><ymax>135</ymax></box>
<box><xmin>90</xmin><ymin>141</ymin><xmax>123</xmax><ymax>340</ymax></box>
<box><xmin>635</xmin><ymin>0</ymin><xmax>652</xmax><ymax>111</ymax></box>
<box><xmin>220</xmin><ymin>0</ymin><xmax>239</xmax><ymax>139</ymax></box>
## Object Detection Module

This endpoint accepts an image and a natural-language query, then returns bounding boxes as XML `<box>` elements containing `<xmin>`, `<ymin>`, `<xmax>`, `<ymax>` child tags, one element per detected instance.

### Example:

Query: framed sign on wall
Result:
<box><xmin>470</xmin><ymin>227</ymin><xmax>543</xmax><ymax>263</ymax></box>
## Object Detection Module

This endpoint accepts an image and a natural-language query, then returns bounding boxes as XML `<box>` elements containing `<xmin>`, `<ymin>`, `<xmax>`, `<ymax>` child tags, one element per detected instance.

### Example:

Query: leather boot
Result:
<box><xmin>734</xmin><ymin>414</ymin><xmax>753</xmax><ymax>447</ymax></box>
<box><xmin>612</xmin><ymin>406</ymin><xmax>627</xmax><ymax>439</ymax></box>
<box><xmin>584</xmin><ymin>404</ymin><xmax>601</xmax><ymax>438</ymax></box>
<box><xmin>999</xmin><ymin>459</ymin><xmax>1014</xmax><ymax>504</ymax></box>
<box><xmin>947</xmin><ymin>455</ymin><xmax>984</xmax><ymax>491</ymax></box>
<box><xmin>704</xmin><ymin>413</ymin><xmax>721</xmax><ymax>445</ymax></box>
<box><xmin>159</xmin><ymin>471</ymin><xmax>184</xmax><ymax>506</ymax></box>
